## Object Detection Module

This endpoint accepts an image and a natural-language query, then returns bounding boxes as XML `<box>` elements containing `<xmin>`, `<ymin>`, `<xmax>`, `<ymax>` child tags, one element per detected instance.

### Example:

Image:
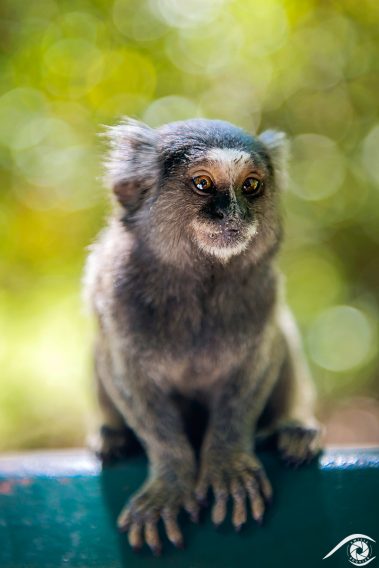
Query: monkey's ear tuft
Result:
<box><xmin>258</xmin><ymin>130</ymin><xmax>289</xmax><ymax>190</ymax></box>
<box><xmin>102</xmin><ymin>118</ymin><xmax>159</xmax><ymax>208</ymax></box>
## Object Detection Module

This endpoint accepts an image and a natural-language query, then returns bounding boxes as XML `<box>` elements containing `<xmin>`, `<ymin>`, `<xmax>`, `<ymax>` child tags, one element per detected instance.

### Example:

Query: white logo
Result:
<box><xmin>323</xmin><ymin>534</ymin><xmax>376</xmax><ymax>566</ymax></box>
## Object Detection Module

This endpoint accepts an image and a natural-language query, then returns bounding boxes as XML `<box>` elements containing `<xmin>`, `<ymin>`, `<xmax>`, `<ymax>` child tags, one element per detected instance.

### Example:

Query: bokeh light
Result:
<box><xmin>0</xmin><ymin>0</ymin><xmax>378</xmax><ymax>450</ymax></box>
<box><xmin>289</xmin><ymin>134</ymin><xmax>346</xmax><ymax>201</ymax></box>
<box><xmin>307</xmin><ymin>306</ymin><xmax>375</xmax><ymax>372</ymax></box>
<box><xmin>361</xmin><ymin>124</ymin><xmax>379</xmax><ymax>187</ymax></box>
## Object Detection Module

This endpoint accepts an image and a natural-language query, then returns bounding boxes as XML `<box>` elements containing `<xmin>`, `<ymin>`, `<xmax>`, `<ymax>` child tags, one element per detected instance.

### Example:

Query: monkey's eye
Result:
<box><xmin>242</xmin><ymin>177</ymin><xmax>262</xmax><ymax>196</ymax></box>
<box><xmin>192</xmin><ymin>175</ymin><xmax>214</xmax><ymax>195</ymax></box>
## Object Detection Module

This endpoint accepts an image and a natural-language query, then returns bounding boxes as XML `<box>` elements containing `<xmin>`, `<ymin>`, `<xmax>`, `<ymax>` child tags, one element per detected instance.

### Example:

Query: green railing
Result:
<box><xmin>0</xmin><ymin>448</ymin><xmax>378</xmax><ymax>568</ymax></box>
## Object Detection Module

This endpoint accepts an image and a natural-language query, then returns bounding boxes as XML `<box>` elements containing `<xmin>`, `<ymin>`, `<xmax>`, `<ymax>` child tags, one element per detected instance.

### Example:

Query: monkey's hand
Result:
<box><xmin>117</xmin><ymin>468</ymin><xmax>199</xmax><ymax>555</ymax></box>
<box><xmin>196</xmin><ymin>450</ymin><xmax>272</xmax><ymax>530</ymax></box>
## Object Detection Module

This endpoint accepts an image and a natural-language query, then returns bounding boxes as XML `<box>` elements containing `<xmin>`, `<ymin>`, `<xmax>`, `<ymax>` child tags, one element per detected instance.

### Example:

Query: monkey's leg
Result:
<box><xmin>270</xmin><ymin>307</ymin><xmax>323</xmax><ymax>466</ymax></box>
<box><xmin>92</xmin><ymin>340</ymin><xmax>141</xmax><ymax>463</ymax></box>
<box><xmin>95</xmin><ymin>377</ymin><xmax>142</xmax><ymax>462</ymax></box>
<box><xmin>270</xmin><ymin>352</ymin><xmax>322</xmax><ymax>466</ymax></box>
<box><xmin>196</xmin><ymin>352</ymin><xmax>283</xmax><ymax>530</ymax></box>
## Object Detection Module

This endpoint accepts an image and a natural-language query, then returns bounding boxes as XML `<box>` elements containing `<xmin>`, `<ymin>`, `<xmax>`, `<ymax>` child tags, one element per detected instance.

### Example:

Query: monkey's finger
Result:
<box><xmin>195</xmin><ymin>475</ymin><xmax>209</xmax><ymax>504</ymax></box>
<box><xmin>242</xmin><ymin>473</ymin><xmax>265</xmax><ymax>523</ymax></box>
<box><xmin>253</xmin><ymin>467</ymin><xmax>272</xmax><ymax>502</ymax></box>
<box><xmin>145</xmin><ymin>520</ymin><xmax>162</xmax><ymax>556</ymax></box>
<box><xmin>117</xmin><ymin>507</ymin><xmax>132</xmax><ymax>531</ymax></box>
<box><xmin>279</xmin><ymin>431</ymin><xmax>299</xmax><ymax>454</ymax></box>
<box><xmin>162</xmin><ymin>510</ymin><xmax>184</xmax><ymax>549</ymax></box>
<box><xmin>128</xmin><ymin>522</ymin><xmax>143</xmax><ymax>551</ymax></box>
<box><xmin>278</xmin><ymin>430</ymin><xmax>306</xmax><ymax>462</ymax></box>
<box><xmin>277</xmin><ymin>430</ymin><xmax>291</xmax><ymax>451</ymax></box>
<box><xmin>230</xmin><ymin>479</ymin><xmax>247</xmax><ymax>531</ymax></box>
<box><xmin>184</xmin><ymin>496</ymin><xmax>200</xmax><ymax>523</ymax></box>
<box><xmin>211</xmin><ymin>481</ymin><xmax>228</xmax><ymax>526</ymax></box>
<box><xmin>306</xmin><ymin>435</ymin><xmax>322</xmax><ymax>463</ymax></box>
<box><xmin>297</xmin><ymin>430</ymin><xmax>319</xmax><ymax>461</ymax></box>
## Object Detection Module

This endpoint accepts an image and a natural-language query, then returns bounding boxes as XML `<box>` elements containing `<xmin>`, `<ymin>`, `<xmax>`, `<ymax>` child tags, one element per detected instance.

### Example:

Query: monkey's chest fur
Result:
<box><xmin>111</xmin><ymin>252</ymin><xmax>277</xmax><ymax>393</ymax></box>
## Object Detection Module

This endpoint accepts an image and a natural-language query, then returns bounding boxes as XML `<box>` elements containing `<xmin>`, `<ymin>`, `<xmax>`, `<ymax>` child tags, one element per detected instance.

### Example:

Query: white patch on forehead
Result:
<box><xmin>206</xmin><ymin>148</ymin><xmax>251</xmax><ymax>163</ymax></box>
<box><xmin>205</xmin><ymin>148</ymin><xmax>252</xmax><ymax>186</ymax></box>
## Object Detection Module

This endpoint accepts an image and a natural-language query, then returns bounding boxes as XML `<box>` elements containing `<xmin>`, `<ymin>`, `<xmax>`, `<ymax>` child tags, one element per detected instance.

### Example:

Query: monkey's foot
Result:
<box><xmin>117</xmin><ymin>476</ymin><xmax>199</xmax><ymax>555</ymax></box>
<box><xmin>91</xmin><ymin>425</ymin><xmax>142</xmax><ymax>464</ymax></box>
<box><xmin>277</xmin><ymin>420</ymin><xmax>322</xmax><ymax>467</ymax></box>
<box><xmin>196</xmin><ymin>451</ymin><xmax>272</xmax><ymax>530</ymax></box>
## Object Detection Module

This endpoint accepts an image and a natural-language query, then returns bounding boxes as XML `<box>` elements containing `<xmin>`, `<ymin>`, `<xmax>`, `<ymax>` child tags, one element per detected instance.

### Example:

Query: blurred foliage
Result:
<box><xmin>0</xmin><ymin>0</ymin><xmax>378</xmax><ymax>451</ymax></box>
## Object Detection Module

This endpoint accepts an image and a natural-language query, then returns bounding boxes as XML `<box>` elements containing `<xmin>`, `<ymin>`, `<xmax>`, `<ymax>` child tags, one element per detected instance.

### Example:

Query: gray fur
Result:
<box><xmin>84</xmin><ymin>118</ymin><xmax>321</xmax><ymax>554</ymax></box>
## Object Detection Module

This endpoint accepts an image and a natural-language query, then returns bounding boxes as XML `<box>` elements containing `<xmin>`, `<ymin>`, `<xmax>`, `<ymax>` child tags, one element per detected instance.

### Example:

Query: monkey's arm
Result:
<box><xmin>97</xmin><ymin>336</ymin><xmax>198</xmax><ymax>554</ymax></box>
<box><xmin>196</xmin><ymin>347</ymin><xmax>284</xmax><ymax>530</ymax></box>
<box><xmin>86</xmin><ymin>249</ymin><xmax>199</xmax><ymax>550</ymax></box>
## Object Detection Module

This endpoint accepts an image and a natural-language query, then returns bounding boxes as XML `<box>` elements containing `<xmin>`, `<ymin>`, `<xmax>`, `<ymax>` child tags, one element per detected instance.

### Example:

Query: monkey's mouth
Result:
<box><xmin>208</xmin><ymin>226</ymin><xmax>241</xmax><ymax>244</ymax></box>
<box><xmin>191</xmin><ymin>219</ymin><xmax>258</xmax><ymax>260</ymax></box>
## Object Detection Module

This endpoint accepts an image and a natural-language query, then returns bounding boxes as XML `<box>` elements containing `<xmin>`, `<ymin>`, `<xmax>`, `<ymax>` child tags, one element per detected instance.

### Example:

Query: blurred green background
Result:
<box><xmin>1</xmin><ymin>0</ymin><xmax>378</xmax><ymax>451</ymax></box>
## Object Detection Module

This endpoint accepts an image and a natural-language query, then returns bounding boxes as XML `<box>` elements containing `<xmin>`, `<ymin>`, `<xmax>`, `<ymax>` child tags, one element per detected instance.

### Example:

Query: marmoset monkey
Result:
<box><xmin>84</xmin><ymin>118</ymin><xmax>321</xmax><ymax>555</ymax></box>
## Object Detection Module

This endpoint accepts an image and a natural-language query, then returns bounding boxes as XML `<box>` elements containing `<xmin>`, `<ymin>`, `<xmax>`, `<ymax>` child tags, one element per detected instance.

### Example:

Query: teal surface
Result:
<box><xmin>0</xmin><ymin>448</ymin><xmax>378</xmax><ymax>568</ymax></box>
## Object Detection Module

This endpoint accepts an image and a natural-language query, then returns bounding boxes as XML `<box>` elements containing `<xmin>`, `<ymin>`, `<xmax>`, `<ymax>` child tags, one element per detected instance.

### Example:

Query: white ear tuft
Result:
<box><xmin>102</xmin><ymin>118</ymin><xmax>159</xmax><ymax>208</ymax></box>
<box><xmin>258</xmin><ymin>130</ymin><xmax>289</xmax><ymax>190</ymax></box>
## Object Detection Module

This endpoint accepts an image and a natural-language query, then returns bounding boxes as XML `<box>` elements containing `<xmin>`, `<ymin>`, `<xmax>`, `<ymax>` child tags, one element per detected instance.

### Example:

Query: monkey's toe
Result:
<box><xmin>91</xmin><ymin>425</ymin><xmax>142</xmax><ymax>465</ymax></box>
<box><xmin>277</xmin><ymin>421</ymin><xmax>322</xmax><ymax>467</ymax></box>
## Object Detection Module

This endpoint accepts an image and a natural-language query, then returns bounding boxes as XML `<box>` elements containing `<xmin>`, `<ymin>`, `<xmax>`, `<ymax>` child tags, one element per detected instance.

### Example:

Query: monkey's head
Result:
<box><xmin>105</xmin><ymin>118</ymin><xmax>288</xmax><ymax>265</ymax></box>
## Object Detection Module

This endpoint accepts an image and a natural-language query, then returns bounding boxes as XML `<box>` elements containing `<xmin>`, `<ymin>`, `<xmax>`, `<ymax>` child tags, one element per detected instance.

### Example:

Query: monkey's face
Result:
<box><xmin>107</xmin><ymin>119</ymin><xmax>286</xmax><ymax>264</ymax></box>
<box><xmin>183</xmin><ymin>148</ymin><xmax>272</xmax><ymax>261</ymax></box>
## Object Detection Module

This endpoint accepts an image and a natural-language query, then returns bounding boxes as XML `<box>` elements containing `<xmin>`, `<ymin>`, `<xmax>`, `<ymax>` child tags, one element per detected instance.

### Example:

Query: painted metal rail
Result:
<box><xmin>0</xmin><ymin>448</ymin><xmax>378</xmax><ymax>568</ymax></box>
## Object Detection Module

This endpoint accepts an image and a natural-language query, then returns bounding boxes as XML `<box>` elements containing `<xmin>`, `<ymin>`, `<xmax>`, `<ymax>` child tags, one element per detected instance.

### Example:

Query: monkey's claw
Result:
<box><xmin>277</xmin><ymin>421</ymin><xmax>322</xmax><ymax>467</ymax></box>
<box><xmin>196</xmin><ymin>452</ymin><xmax>272</xmax><ymax>530</ymax></box>
<box><xmin>117</xmin><ymin>476</ymin><xmax>199</xmax><ymax>554</ymax></box>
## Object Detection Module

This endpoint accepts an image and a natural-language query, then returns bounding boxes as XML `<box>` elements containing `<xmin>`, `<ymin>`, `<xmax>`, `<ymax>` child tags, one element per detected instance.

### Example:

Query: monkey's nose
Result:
<box><xmin>210</xmin><ymin>201</ymin><xmax>241</xmax><ymax>231</ymax></box>
<box><xmin>214</xmin><ymin>208</ymin><xmax>225</xmax><ymax>220</ymax></box>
